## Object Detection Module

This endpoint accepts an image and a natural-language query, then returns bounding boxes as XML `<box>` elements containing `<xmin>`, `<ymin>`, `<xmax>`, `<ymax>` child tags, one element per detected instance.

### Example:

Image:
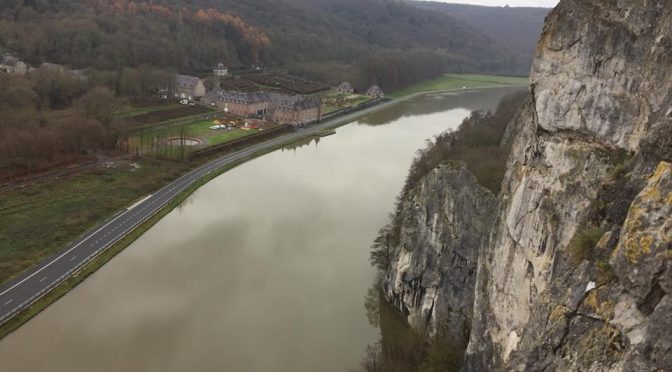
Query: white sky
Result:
<box><xmin>420</xmin><ymin>0</ymin><xmax>559</xmax><ymax>7</ymax></box>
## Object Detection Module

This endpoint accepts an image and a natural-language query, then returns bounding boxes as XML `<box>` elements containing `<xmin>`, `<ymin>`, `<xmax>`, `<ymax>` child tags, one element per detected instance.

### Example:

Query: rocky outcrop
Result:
<box><xmin>378</xmin><ymin>0</ymin><xmax>672</xmax><ymax>371</ymax></box>
<box><xmin>465</xmin><ymin>1</ymin><xmax>672</xmax><ymax>370</ymax></box>
<box><xmin>382</xmin><ymin>162</ymin><xmax>495</xmax><ymax>342</ymax></box>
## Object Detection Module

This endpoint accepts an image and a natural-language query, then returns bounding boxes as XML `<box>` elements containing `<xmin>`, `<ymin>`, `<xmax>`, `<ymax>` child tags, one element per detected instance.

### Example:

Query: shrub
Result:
<box><xmin>568</xmin><ymin>226</ymin><xmax>607</xmax><ymax>265</ymax></box>
<box><xmin>596</xmin><ymin>260</ymin><xmax>615</xmax><ymax>285</ymax></box>
<box><xmin>401</xmin><ymin>91</ymin><xmax>526</xmax><ymax>197</ymax></box>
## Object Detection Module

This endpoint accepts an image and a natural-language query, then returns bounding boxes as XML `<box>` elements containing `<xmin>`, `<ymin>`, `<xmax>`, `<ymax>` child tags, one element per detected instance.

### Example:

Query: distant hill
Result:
<box><xmin>410</xmin><ymin>1</ymin><xmax>551</xmax><ymax>72</ymax></box>
<box><xmin>0</xmin><ymin>0</ymin><xmax>535</xmax><ymax>90</ymax></box>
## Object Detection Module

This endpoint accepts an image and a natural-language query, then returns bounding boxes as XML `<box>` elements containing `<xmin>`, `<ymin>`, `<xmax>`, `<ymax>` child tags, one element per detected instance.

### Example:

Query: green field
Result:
<box><xmin>208</xmin><ymin>128</ymin><xmax>258</xmax><ymax>145</ymax></box>
<box><xmin>389</xmin><ymin>73</ymin><xmax>529</xmax><ymax>98</ymax></box>
<box><xmin>134</xmin><ymin>120</ymin><xmax>259</xmax><ymax>146</ymax></box>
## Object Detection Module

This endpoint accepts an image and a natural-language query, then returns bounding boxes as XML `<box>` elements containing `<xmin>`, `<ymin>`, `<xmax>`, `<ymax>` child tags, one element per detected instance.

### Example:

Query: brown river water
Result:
<box><xmin>0</xmin><ymin>87</ymin><xmax>523</xmax><ymax>372</ymax></box>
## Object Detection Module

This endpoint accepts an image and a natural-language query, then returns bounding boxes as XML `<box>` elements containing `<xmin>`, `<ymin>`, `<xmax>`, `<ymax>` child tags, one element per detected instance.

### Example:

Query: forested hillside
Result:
<box><xmin>410</xmin><ymin>2</ymin><xmax>550</xmax><ymax>67</ymax></box>
<box><xmin>0</xmin><ymin>0</ymin><xmax>531</xmax><ymax>90</ymax></box>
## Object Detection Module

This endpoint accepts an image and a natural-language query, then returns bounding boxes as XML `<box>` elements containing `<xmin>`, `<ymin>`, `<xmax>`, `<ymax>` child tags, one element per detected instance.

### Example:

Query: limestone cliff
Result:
<box><xmin>381</xmin><ymin>162</ymin><xmax>495</xmax><ymax>342</ymax></box>
<box><xmin>379</xmin><ymin>0</ymin><xmax>672</xmax><ymax>370</ymax></box>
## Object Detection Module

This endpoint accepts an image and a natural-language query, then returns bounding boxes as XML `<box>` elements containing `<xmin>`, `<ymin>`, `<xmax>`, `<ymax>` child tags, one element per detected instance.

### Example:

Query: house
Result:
<box><xmin>175</xmin><ymin>75</ymin><xmax>206</xmax><ymax>101</ymax></box>
<box><xmin>336</xmin><ymin>82</ymin><xmax>354</xmax><ymax>94</ymax></box>
<box><xmin>270</xmin><ymin>94</ymin><xmax>321</xmax><ymax>125</ymax></box>
<box><xmin>40</xmin><ymin>62</ymin><xmax>66</xmax><ymax>74</ymax></box>
<box><xmin>365</xmin><ymin>85</ymin><xmax>384</xmax><ymax>98</ymax></box>
<box><xmin>0</xmin><ymin>54</ymin><xmax>28</xmax><ymax>75</ymax></box>
<box><xmin>69</xmin><ymin>69</ymin><xmax>88</xmax><ymax>81</ymax></box>
<box><xmin>213</xmin><ymin>62</ymin><xmax>228</xmax><ymax>77</ymax></box>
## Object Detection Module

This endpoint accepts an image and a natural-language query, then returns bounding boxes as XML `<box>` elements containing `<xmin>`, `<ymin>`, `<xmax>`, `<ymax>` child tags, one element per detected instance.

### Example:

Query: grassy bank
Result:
<box><xmin>389</xmin><ymin>73</ymin><xmax>528</xmax><ymax>98</ymax></box>
<box><xmin>0</xmin><ymin>158</ymin><xmax>192</xmax><ymax>285</ymax></box>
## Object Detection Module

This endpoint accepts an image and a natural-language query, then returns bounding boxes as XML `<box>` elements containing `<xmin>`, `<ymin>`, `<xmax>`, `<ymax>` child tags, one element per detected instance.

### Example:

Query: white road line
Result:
<box><xmin>127</xmin><ymin>194</ymin><xmax>153</xmax><ymax>211</ymax></box>
<box><xmin>0</xmin><ymin>210</ymin><xmax>129</xmax><ymax>298</ymax></box>
<box><xmin>3</xmin><ymin>300</ymin><xmax>13</xmax><ymax>306</ymax></box>
<box><xmin>39</xmin><ymin>277</ymin><xmax>47</xmax><ymax>283</ymax></box>
<box><xmin>70</xmin><ymin>256</ymin><xmax>77</xmax><ymax>261</ymax></box>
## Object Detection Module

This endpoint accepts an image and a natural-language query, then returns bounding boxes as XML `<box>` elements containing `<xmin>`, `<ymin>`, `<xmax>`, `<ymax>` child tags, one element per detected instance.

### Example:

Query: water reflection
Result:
<box><xmin>282</xmin><ymin>136</ymin><xmax>321</xmax><ymax>152</ymax></box>
<box><xmin>359</xmin><ymin>87</ymin><xmax>526</xmax><ymax>126</ymax></box>
<box><xmin>0</xmin><ymin>87</ymin><xmax>524</xmax><ymax>372</ymax></box>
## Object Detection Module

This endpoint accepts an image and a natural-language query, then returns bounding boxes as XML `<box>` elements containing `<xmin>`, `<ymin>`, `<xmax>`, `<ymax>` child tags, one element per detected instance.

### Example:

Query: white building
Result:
<box><xmin>213</xmin><ymin>62</ymin><xmax>228</xmax><ymax>77</ymax></box>
<box><xmin>175</xmin><ymin>75</ymin><xmax>206</xmax><ymax>101</ymax></box>
<box><xmin>0</xmin><ymin>54</ymin><xmax>28</xmax><ymax>75</ymax></box>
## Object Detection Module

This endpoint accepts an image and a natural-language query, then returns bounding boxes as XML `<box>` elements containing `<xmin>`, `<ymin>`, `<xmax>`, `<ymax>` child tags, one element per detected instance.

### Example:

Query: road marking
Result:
<box><xmin>127</xmin><ymin>194</ymin><xmax>153</xmax><ymax>211</ymax></box>
<box><xmin>70</xmin><ymin>256</ymin><xmax>77</xmax><ymax>261</ymax></box>
<box><xmin>0</xmin><ymin>210</ymin><xmax>129</xmax><ymax>298</ymax></box>
<box><xmin>3</xmin><ymin>300</ymin><xmax>12</xmax><ymax>306</ymax></box>
<box><xmin>39</xmin><ymin>277</ymin><xmax>47</xmax><ymax>283</ymax></box>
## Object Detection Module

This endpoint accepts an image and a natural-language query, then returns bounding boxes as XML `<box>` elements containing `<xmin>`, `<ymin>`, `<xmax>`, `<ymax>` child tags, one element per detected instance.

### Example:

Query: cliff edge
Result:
<box><xmin>379</xmin><ymin>0</ymin><xmax>672</xmax><ymax>371</ymax></box>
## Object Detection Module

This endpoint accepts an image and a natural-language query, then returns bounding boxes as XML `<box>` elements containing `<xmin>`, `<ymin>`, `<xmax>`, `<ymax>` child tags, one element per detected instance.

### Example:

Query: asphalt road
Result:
<box><xmin>0</xmin><ymin>101</ymin><xmax>391</xmax><ymax>327</ymax></box>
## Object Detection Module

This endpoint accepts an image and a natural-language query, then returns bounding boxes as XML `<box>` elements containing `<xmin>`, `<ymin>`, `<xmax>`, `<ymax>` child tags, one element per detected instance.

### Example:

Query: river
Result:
<box><xmin>0</xmin><ymin>87</ymin><xmax>523</xmax><ymax>372</ymax></box>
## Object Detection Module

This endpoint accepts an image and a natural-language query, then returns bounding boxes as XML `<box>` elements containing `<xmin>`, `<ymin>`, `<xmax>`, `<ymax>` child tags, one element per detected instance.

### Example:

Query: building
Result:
<box><xmin>39</xmin><ymin>62</ymin><xmax>66</xmax><ymax>74</ymax></box>
<box><xmin>175</xmin><ymin>74</ymin><xmax>206</xmax><ymax>101</ymax></box>
<box><xmin>365</xmin><ymin>85</ymin><xmax>384</xmax><ymax>98</ymax></box>
<box><xmin>69</xmin><ymin>69</ymin><xmax>89</xmax><ymax>81</ymax></box>
<box><xmin>0</xmin><ymin>54</ymin><xmax>28</xmax><ymax>75</ymax></box>
<box><xmin>213</xmin><ymin>62</ymin><xmax>228</xmax><ymax>77</ymax></box>
<box><xmin>269</xmin><ymin>94</ymin><xmax>321</xmax><ymax>125</ymax></box>
<box><xmin>337</xmin><ymin>82</ymin><xmax>354</xmax><ymax>94</ymax></box>
<box><xmin>214</xmin><ymin>91</ymin><xmax>270</xmax><ymax>116</ymax></box>
<box><xmin>205</xmin><ymin>90</ymin><xmax>321</xmax><ymax>125</ymax></box>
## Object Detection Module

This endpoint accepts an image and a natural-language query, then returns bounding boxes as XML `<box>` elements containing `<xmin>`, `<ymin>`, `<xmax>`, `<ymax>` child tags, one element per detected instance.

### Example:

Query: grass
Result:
<box><xmin>117</xmin><ymin>104</ymin><xmax>182</xmax><ymax>118</ymax></box>
<box><xmin>568</xmin><ymin>226</ymin><xmax>608</xmax><ymax>265</ymax></box>
<box><xmin>389</xmin><ymin>73</ymin><xmax>529</xmax><ymax>98</ymax></box>
<box><xmin>149</xmin><ymin>120</ymin><xmax>225</xmax><ymax>138</ymax></box>
<box><xmin>137</xmin><ymin>111</ymin><xmax>216</xmax><ymax>129</ymax></box>
<box><xmin>131</xmin><ymin>119</ymin><xmax>259</xmax><ymax>151</ymax></box>
<box><xmin>208</xmin><ymin>129</ymin><xmax>258</xmax><ymax>145</ymax></box>
<box><xmin>0</xmin><ymin>158</ymin><xmax>192</xmax><ymax>285</ymax></box>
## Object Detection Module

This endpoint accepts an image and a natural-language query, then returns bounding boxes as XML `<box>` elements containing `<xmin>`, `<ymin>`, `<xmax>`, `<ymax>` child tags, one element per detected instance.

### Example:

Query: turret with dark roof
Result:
<box><xmin>337</xmin><ymin>82</ymin><xmax>354</xmax><ymax>94</ymax></box>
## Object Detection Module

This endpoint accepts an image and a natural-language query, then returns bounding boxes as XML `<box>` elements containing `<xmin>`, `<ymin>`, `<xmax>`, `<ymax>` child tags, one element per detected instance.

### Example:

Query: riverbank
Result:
<box><xmin>388</xmin><ymin>73</ymin><xmax>528</xmax><ymax>98</ymax></box>
<box><xmin>0</xmin><ymin>82</ymin><xmax>528</xmax><ymax>339</ymax></box>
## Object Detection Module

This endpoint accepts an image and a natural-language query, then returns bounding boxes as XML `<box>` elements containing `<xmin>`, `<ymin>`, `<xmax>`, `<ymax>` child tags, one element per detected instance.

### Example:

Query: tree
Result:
<box><xmin>76</xmin><ymin>86</ymin><xmax>125</xmax><ymax>127</ymax></box>
<box><xmin>370</xmin><ymin>225</ymin><xmax>393</xmax><ymax>271</ymax></box>
<box><xmin>0</xmin><ymin>74</ymin><xmax>38</xmax><ymax>111</ymax></box>
<box><xmin>29</xmin><ymin>67</ymin><xmax>88</xmax><ymax>109</ymax></box>
<box><xmin>117</xmin><ymin>68</ymin><xmax>142</xmax><ymax>98</ymax></box>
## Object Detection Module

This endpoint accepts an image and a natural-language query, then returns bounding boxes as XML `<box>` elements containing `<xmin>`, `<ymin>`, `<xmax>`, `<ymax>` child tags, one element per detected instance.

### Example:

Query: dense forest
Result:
<box><xmin>0</xmin><ymin>0</ymin><xmax>539</xmax><ymax>90</ymax></box>
<box><xmin>0</xmin><ymin>67</ymin><xmax>140</xmax><ymax>181</ymax></box>
<box><xmin>410</xmin><ymin>1</ymin><xmax>550</xmax><ymax>67</ymax></box>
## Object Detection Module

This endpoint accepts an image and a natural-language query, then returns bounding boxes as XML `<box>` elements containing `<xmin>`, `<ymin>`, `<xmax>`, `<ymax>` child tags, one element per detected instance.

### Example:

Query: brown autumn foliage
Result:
<box><xmin>84</xmin><ymin>0</ymin><xmax>270</xmax><ymax>62</ymax></box>
<box><xmin>0</xmin><ymin>69</ymin><xmax>125</xmax><ymax>181</ymax></box>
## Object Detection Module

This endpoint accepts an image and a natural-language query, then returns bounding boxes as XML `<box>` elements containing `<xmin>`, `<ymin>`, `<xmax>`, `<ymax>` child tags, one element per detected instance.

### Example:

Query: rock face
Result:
<box><xmin>382</xmin><ymin>162</ymin><xmax>496</xmax><ymax>342</ymax></box>
<box><xmin>379</xmin><ymin>0</ymin><xmax>672</xmax><ymax>370</ymax></box>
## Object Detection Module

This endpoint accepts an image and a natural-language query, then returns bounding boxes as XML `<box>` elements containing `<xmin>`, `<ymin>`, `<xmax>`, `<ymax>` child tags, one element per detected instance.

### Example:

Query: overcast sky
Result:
<box><xmin>419</xmin><ymin>0</ymin><xmax>559</xmax><ymax>7</ymax></box>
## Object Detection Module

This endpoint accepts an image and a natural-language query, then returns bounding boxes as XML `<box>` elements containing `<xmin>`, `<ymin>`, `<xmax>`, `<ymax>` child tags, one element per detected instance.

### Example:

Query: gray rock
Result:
<box><xmin>377</xmin><ymin>1</ymin><xmax>672</xmax><ymax>371</ymax></box>
<box><xmin>381</xmin><ymin>162</ymin><xmax>495</xmax><ymax>342</ymax></box>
